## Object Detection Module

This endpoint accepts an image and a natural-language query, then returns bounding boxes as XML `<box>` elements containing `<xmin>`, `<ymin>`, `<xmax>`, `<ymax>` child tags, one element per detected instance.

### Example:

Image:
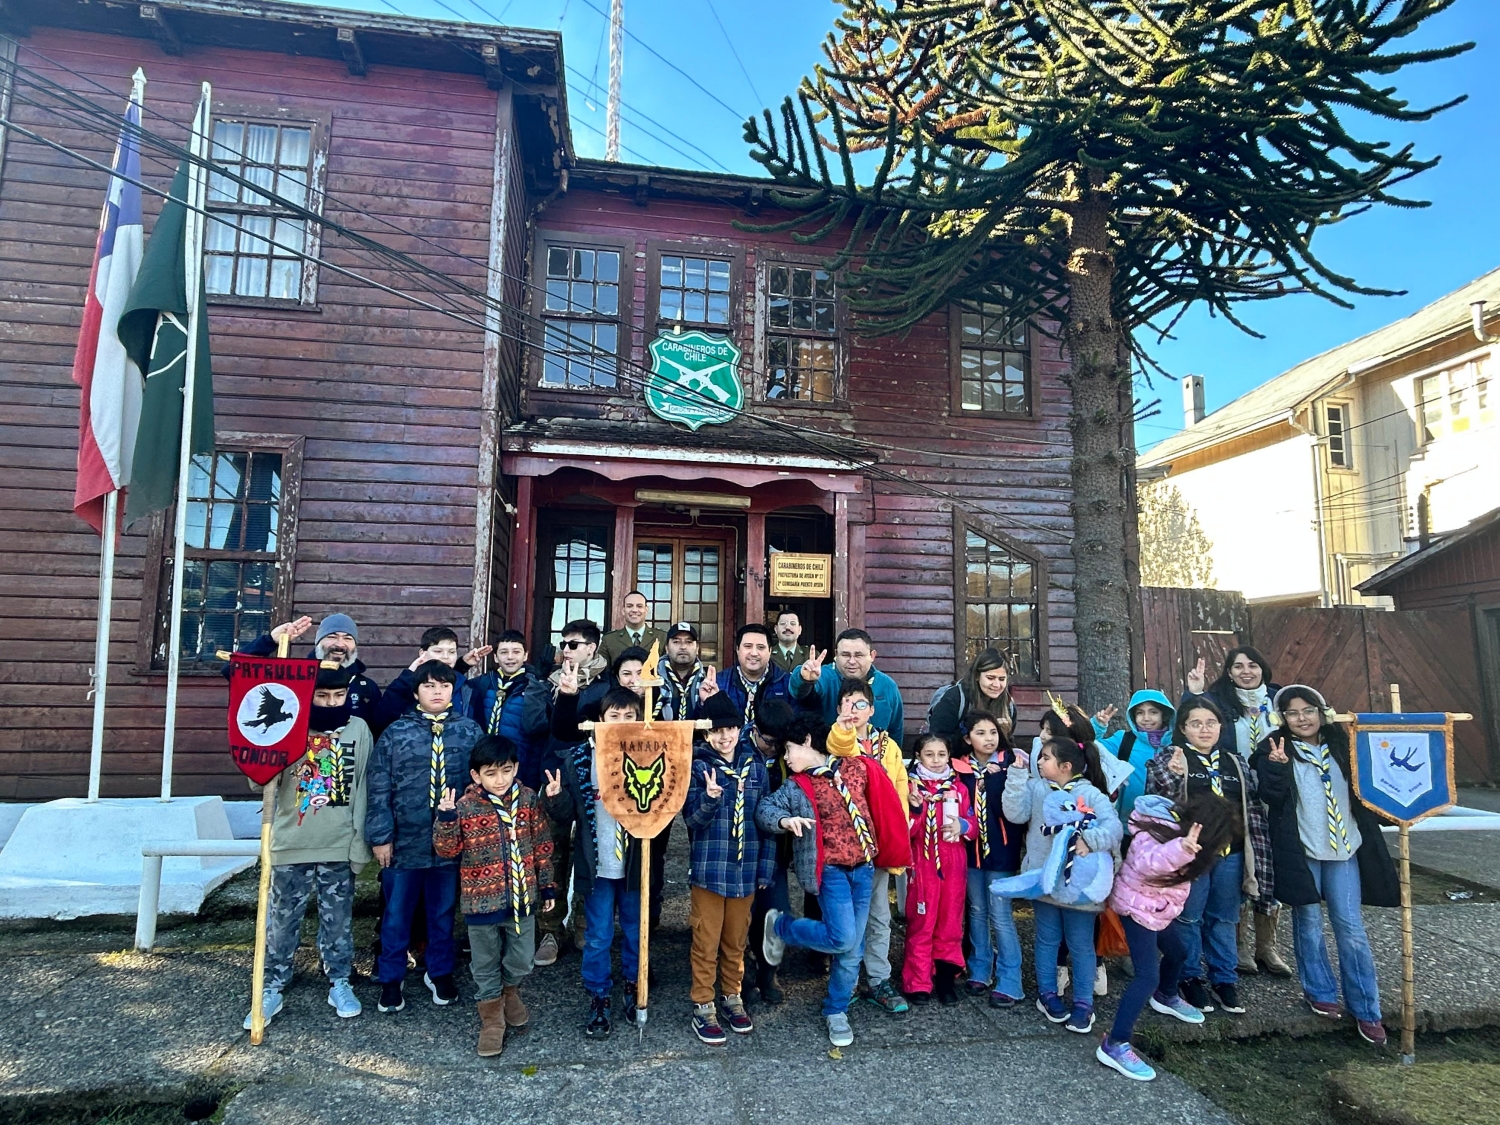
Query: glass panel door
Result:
<box><xmin>633</xmin><ymin>537</ymin><xmax>725</xmax><ymax>663</ymax></box>
<box><xmin>539</xmin><ymin>521</ymin><xmax>610</xmax><ymax>653</ymax></box>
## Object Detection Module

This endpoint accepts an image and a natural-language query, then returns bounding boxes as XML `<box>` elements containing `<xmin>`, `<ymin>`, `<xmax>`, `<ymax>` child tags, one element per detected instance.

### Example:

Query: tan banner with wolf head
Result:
<box><xmin>593</xmin><ymin>720</ymin><xmax>696</xmax><ymax>839</ymax></box>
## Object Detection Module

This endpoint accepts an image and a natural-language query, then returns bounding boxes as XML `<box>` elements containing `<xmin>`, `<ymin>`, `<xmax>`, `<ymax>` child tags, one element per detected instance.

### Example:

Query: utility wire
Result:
<box><xmin>702</xmin><ymin>0</ymin><xmax>761</xmax><ymax>105</ymax></box>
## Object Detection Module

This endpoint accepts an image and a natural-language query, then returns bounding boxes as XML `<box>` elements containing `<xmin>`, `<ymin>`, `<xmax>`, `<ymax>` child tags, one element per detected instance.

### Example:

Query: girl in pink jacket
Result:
<box><xmin>1097</xmin><ymin>792</ymin><xmax>1238</xmax><ymax>1082</ymax></box>
<box><xmin>901</xmin><ymin>733</ymin><xmax>978</xmax><ymax>1004</ymax></box>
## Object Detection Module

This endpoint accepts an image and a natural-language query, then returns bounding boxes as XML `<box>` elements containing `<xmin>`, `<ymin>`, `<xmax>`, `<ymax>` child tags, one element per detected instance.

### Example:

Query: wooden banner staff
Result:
<box><xmin>579</xmin><ymin>650</ymin><xmax>709</xmax><ymax>1034</ymax></box>
<box><xmin>248</xmin><ymin>632</ymin><xmax>289</xmax><ymax>1046</ymax></box>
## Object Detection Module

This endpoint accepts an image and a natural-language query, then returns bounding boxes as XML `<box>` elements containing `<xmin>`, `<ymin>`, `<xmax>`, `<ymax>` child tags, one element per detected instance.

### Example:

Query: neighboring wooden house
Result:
<box><xmin>1139</xmin><ymin>267</ymin><xmax>1500</xmax><ymax>607</ymax></box>
<box><xmin>0</xmin><ymin>0</ymin><xmax>1083</xmax><ymax>800</ymax></box>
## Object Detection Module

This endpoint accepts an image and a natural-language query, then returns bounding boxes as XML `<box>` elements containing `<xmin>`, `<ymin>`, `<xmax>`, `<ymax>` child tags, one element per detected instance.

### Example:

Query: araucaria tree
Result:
<box><xmin>744</xmin><ymin>0</ymin><xmax>1465</xmax><ymax>709</ymax></box>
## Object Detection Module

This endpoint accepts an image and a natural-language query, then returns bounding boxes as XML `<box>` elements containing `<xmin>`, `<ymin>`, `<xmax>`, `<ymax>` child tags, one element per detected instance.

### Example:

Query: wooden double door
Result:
<box><xmin>632</xmin><ymin>531</ymin><xmax>731</xmax><ymax>664</ymax></box>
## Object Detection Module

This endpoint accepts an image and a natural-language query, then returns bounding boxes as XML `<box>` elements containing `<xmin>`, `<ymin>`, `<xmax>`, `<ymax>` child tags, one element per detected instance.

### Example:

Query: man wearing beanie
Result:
<box><xmin>242</xmin><ymin>665</ymin><xmax>374</xmax><ymax>1031</ymax></box>
<box><xmin>226</xmin><ymin>613</ymin><xmax>383</xmax><ymax>730</ymax></box>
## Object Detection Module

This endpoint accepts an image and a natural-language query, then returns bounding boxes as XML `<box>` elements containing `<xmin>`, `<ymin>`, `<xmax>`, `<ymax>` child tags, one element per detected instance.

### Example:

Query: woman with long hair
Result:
<box><xmin>1251</xmin><ymin>685</ymin><xmax>1398</xmax><ymax>1046</ymax></box>
<box><xmin>926</xmin><ymin>647</ymin><xmax>1017</xmax><ymax>740</ymax></box>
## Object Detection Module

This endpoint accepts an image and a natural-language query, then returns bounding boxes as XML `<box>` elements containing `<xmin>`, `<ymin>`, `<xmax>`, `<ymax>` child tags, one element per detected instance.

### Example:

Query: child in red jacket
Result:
<box><xmin>902</xmin><ymin>732</ymin><xmax>978</xmax><ymax>1003</ymax></box>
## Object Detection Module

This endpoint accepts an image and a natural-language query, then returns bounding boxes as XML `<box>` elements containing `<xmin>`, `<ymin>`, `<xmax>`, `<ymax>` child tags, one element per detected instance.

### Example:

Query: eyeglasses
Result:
<box><xmin>1283</xmin><ymin>708</ymin><xmax>1321</xmax><ymax>720</ymax></box>
<box><xmin>1183</xmin><ymin>719</ymin><xmax>1220</xmax><ymax>730</ymax></box>
<box><xmin>848</xmin><ymin>700</ymin><xmax>872</xmax><ymax>712</ymax></box>
<box><xmin>560</xmin><ymin>639</ymin><xmax>588</xmax><ymax>649</ymax></box>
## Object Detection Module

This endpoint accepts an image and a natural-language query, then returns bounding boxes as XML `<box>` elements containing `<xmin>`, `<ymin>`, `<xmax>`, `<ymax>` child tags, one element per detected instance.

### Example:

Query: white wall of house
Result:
<box><xmin>1397</xmin><ymin>346</ymin><xmax>1498</xmax><ymax>536</ymax></box>
<box><xmin>1165</xmin><ymin>431</ymin><xmax>1323</xmax><ymax>601</ymax></box>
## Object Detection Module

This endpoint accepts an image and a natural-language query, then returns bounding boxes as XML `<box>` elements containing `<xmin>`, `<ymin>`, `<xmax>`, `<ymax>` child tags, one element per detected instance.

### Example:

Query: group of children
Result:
<box><xmin>245</xmin><ymin>628</ymin><xmax>1392</xmax><ymax>1079</ymax></box>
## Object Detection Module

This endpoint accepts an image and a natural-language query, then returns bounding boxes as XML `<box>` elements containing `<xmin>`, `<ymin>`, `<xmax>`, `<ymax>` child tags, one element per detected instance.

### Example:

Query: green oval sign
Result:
<box><xmin>646</xmin><ymin>329</ymin><xmax>744</xmax><ymax>431</ymax></box>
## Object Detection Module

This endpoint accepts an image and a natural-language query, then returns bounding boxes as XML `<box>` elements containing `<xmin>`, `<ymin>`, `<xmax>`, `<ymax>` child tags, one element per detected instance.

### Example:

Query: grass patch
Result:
<box><xmin>1328</xmin><ymin>1061</ymin><xmax>1500</xmax><ymax>1125</ymax></box>
<box><xmin>0</xmin><ymin>1083</ymin><xmax>234</xmax><ymax>1125</ymax></box>
<box><xmin>1145</xmin><ymin>1026</ymin><xmax>1500</xmax><ymax>1125</ymax></box>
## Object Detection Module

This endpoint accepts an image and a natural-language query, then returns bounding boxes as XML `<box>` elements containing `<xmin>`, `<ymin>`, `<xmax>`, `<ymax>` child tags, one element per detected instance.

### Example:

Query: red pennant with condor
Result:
<box><xmin>228</xmin><ymin>654</ymin><xmax>319</xmax><ymax>784</ymax></box>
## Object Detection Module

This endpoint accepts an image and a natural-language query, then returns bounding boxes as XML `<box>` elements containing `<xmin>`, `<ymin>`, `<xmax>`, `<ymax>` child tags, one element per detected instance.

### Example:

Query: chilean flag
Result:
<box><xmin>71</xmin><ymin>81</ymin><xmax>145</xmax><ymax>535</ymax></box>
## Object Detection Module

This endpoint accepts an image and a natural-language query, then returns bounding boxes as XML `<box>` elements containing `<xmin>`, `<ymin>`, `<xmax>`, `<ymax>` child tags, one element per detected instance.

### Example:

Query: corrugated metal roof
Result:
<box><xmin>1141</xmin><ymin>265</ymin><xmax>1500</xmax><ymax>467</ymax></box>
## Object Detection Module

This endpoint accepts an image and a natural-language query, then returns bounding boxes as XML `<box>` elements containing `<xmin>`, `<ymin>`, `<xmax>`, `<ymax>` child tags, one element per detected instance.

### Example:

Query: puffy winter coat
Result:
<box><xmin>1109</xmin><ymin>796</ymin><xmax>1200</xmax><ymax>930</ymax></box>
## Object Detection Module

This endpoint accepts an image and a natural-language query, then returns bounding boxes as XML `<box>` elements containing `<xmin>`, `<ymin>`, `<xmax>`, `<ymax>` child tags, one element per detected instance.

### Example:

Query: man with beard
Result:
<box><xmin>226</xmin><ymin>614</ymin><xmax>382</xmax><ymax>729</ymax></box>
<box><xmin>656</xmin><ymin>622</ymin><xmax>711</xmax><ymax>722</ymax></box>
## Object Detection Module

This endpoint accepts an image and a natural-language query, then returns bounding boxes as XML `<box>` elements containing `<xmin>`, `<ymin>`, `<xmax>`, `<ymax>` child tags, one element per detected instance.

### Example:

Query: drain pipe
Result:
<box><xmin>1290</xmin><ymin>407</ymin><xmax>1334</xmax><ymax>607</ymax></box>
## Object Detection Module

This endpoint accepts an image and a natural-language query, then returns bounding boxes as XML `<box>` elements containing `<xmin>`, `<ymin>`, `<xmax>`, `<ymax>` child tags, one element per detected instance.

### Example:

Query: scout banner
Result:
<box><xmin>593</xmin><ymin>720</ymin><xmax>696</xmax><ymax>838</ymax></box>
<box><xmin>227</xmin><ymin>654</ymin><xmax>319</xmax><ymax>784</ymax></box>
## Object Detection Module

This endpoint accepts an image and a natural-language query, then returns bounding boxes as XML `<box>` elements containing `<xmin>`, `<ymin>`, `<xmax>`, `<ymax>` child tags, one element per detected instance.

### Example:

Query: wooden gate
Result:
<box><xmin>1140</xmin><ymin>587</ymin><xmax>1249</xmax><ymax>700</ymax></box>
<box><xmin>1251</xmin><ymin>605</ymin><xmax>1490</xmax><ymax>783</ymax></box>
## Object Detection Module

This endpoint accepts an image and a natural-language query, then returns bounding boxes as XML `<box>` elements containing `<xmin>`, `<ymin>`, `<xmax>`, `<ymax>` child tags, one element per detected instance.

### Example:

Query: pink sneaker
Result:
<box><xmin>1306</xmin><ymin>997</ymin><xmax>1343</xmax><ymax>1019</ymax></box>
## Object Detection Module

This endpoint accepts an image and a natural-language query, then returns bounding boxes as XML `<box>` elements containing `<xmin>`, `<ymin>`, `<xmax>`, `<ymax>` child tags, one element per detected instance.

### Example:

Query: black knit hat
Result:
<box><xmin>702</xmin><ymin>692</ymin><xmax>743</xmax><ymax>731</ymax></box>
<box><xmin>315</xmin><ymin>666</ymin><xmax>354</xmax><ymax>691</ymax></box>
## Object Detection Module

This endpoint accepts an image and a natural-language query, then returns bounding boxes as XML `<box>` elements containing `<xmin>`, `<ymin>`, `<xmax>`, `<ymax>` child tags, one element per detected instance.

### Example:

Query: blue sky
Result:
<box><xmin>300</xmin><ymin>0</ymin><xmax>1495</xmax><ymax>448</ymax></box>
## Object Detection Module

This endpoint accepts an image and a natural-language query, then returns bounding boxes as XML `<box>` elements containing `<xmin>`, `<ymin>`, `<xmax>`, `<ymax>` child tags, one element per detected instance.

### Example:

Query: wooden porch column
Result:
<box><xmin>834</xmin><ymin>493</ymin><xmax>850</xmax><ymax>633</ymax></box>
<box><xmin>611</xmin><ymin>504</ymin><xmax>636</xmax><ymax>629</ymax></box>
<box><xmin>746</xmin><ymin>509</ymin><xmax>766</xmax><ymax>629</ymax></box>
<box><xmin>509</xmin><ymin>475</ymin><xmax>535</xmax><ymax>641</ymax></box>
<box><xmin>848</xmin><ymin>523</ymin><xmax>866</xmax><ymax>631</ymax></box>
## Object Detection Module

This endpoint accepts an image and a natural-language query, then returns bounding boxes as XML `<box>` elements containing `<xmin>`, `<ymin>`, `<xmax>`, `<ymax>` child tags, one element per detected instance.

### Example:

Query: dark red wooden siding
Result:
<box><xmin>0</xmin><ymin>30</ymin><xmax>503</xmax><ymax>797</ymax></box>
<box><xmin>1381</xmin><ymin>524</ymin><xmax>1500</xmax><ymax>611</ymax></box>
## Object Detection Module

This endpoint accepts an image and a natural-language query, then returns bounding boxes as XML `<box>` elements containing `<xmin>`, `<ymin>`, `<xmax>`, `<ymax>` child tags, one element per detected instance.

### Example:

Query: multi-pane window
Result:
<box><xmin>766</xmin><ymin>264</ymin><xmax>836</xmax><ymax>402</ymax></box>
<box><xmin>635</xmin><ymin>544</ymin><xmax>675</xmax><ymax>632</ymax></box>
<box><xmin>960</xmin><ymin>525</ymin><xmax>1039</xmax><ymax>682</ymax></box>
<box><xmin>206</xmin><ymin>119</ymin><xmax>317</xmax><ymax>302</ymax></box>
<box><xmin>1325</xmin><ymin>403</ymin><xmax>1351</xmax><ymax>468</ymax></box>
<box><xmin>158</xmin><ymin>451</ymin><xmax>284</xmax><ymax>669</ymax></box>
<box><xmin>1416</xmin><ymin>361</ymin><xmax>1495</xmax><ymax>444</ymax></box>
<box><xmin>541</xmin><ymin>245</ymin><xmax>621</xmax><ymax>389</ymax></box>
<box><xmin>545</xmin><ymin>525</ymin><xmax>609</xmax><ymax>648</ymax></box>
<box><xmin>956</xmin><ymin>306</ymin><xmax>1030</xmax><ymax>415</ymax></box>
<box><xmin>635</xmin><ymin>539</ymin><xmax>723</xmax><ymax>662</ymax></box>
<box><xmin>659</xmin><ymin>255</ymin><xmax>730</xmax><ymax>326</ymax></box>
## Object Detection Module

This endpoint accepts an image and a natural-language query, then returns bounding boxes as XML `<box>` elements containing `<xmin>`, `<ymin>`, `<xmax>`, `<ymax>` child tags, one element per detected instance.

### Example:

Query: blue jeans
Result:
<box><xmin>1174</xmin><ymin>849</ymin><xmax>1243</xmax><ymax>985</ymax></box>
<box><xmin>581</xmin><ymin>876</ymin><xmax>641</xmax><ymax>999</ymax></box>
<box><xmin>1111</xmin><ymin>914</ymin><xmax>1190</xmax><ymax>1043</ymax></box>
<box><xmin>1292</xmin><ymin>857</ymin><xmax>1382</xmax><ymax>1022</ymax></box>
<box><xmin>1033</xmin><ymin>901</ymin><xmax>1097</xmax><ymax>1008</ymax></box>
<box><xmin>965</xmin><ymin>868</ymin><xmax>1023</xmax><ymax>998</ymax></box>
<box><xmin>378</xmin><ymin>865</ymin><xmax>459</xmax><ymax>984</ymax></box>
<box><xmin>774</xmin><ymin>862</ymin><xmax>874</xmax><ymax>1016</ymax></box>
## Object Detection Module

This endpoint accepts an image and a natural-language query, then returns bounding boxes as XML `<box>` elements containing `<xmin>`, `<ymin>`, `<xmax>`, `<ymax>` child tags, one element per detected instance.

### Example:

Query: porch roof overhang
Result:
<box><xmin>501</xmin><ymin>439</ymin><xmax>866</xmax><ymax>494</ymax></box>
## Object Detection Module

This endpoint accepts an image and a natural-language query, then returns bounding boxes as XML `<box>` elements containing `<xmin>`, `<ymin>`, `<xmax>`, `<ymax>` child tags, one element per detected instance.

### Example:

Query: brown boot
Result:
<box><xmin>1254</xmin><ymin>908</ymin><xmax>1294</xmax><ymax>978</ymax></box>
<box><xmin>501</xmin><ymin>984</ymin><xmax>530</xmax><ymax>1032</ymax></box>
<box><xmin>476</xmin><ymin>998</ymin><xmax>506</xmax><ymax>1057</ymax></box>
<box><xmin>1236</xmin><ymin>904</ymin><xmax>1258</xmax><ymax>974</ymax></box>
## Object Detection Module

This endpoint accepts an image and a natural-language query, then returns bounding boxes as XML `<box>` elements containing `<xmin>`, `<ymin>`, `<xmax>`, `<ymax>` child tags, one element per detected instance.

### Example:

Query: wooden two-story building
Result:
<box><xmin>0</xmin><ymin>0</ymin><xmax>1080</xmax><ymax>800</ymax></box>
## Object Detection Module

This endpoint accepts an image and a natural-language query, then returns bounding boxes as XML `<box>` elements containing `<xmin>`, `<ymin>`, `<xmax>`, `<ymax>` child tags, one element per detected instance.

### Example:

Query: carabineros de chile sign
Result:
<box><xmin>646</xmin><ymin>329</ymin><xmax>743</xmax><ymax>431</ymax></box>
<box><xmin>1350</xmin><ymin>712</ymin><xmax>1457</xmax><ymax>825</ymax></box>
<box><xmin>227</xmin><ymin>654</ymin><xmax>319</xmax><ymax>784</ymax></box>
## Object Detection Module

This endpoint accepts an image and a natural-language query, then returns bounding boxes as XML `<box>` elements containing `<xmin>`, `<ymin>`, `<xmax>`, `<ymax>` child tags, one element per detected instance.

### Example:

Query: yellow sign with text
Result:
<box><xmin>769</xmin><ymin>552</ymin><xmax>833</xmax><ymax>598</ymax></box>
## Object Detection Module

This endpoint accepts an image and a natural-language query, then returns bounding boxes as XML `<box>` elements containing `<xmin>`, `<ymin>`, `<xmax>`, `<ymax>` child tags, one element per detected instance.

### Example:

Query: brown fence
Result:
<box><xmin>1141</xmin><ymin>588</ymin><xmax>1494</xmax><ymax>783</ymax></box>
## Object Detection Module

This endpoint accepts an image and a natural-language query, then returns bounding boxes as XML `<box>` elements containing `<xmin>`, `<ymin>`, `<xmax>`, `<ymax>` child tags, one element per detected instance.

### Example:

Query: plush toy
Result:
<box><xmin>991</xmin><ymin>789</ymin><xmax>1113</xmax><ymax>906</ymax></box>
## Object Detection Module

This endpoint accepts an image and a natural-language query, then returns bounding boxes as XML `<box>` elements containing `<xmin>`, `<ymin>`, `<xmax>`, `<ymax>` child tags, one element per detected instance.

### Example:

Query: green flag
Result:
<box><xmin>118</xmin><ymin>160</ymin><xmax>214</xmax><ymax>525</ymax></box>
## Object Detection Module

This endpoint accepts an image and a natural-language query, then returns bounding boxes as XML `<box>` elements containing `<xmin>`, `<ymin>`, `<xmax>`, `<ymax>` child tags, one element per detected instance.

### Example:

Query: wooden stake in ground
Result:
<box><xmin>247</xmin><ymin>630</ymin><xmax>291</xmax><ymax>1045</ymax></box>
<box><xmin>581</xmin><ymin>642</ymin><xmax>701</xmax><ymax>1034</ymax></box>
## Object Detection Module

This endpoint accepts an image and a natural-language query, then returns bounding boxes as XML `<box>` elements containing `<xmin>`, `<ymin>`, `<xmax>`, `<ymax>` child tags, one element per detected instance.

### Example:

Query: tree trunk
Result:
<box><xmin>1061</xmin><ymin>189</ymin><xmax>1134</xmax><ymax>712</ymax></box>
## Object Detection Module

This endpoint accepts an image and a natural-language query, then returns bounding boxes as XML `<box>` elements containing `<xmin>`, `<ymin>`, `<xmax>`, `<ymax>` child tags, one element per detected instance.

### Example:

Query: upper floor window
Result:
<box><xmin>765</xmin><ymin>263</ymin><xmax>837</xmax><ymax>403</ymax></box>
<box><xmin>1325</xmin><ymin>402</ymin><xmax>1352</xmax><ymax>468</ymax></box>
<box><xmin>659</xmin><ymin>254</ymin><xmax>731</xmax><ymax>327</ymax></box>
<box><xmin>1417</xmin><ymin>360</ymin><xmax>1493</xmax><ymax>444</ymax></box>
<box><xmin>206</xmin><ymin>116</ymin><xmax>324</xmax><ymax>305</ymax></box>
<box><xmin>953</xmin><ymin>305</ymin><xmax>1031</xmax><ymax>416</ymax></box>
<box><xmin>956</xmin><ymin>514</ymin><xmax>1041</xmax><ymax>682</ymax></box>
<box><xmin>138</xmin><ymin>436</ymin><xmax>304</xmax><ymax>673</ymax></box>
<box><xmin>541</xmin><ymin>243</ymin><xmax>622</xmax><ymax>389</ymax></box>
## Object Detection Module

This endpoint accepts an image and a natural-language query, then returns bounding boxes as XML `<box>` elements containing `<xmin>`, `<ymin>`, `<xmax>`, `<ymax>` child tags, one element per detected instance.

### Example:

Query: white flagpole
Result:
<box><xmin>87</xmin><ymin>69</ymin><xmax>146</xmax><ymax>804</ymax></box>
<box><xmin>160</xmin><ymin>82</ymin><xmax>213</xmax><ymax>803</ymax></box>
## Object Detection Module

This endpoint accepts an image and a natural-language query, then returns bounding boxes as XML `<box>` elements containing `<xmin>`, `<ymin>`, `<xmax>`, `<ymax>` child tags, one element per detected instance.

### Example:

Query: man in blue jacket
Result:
<box><xmin>791</xmin><ymin>628</ymin><xmax>905</xmax><ymax>740</ymax></box>
<box><xmin>715</xmin><ymin>623</ymin><xmax>797</xmax><ymax>750</ymax></box>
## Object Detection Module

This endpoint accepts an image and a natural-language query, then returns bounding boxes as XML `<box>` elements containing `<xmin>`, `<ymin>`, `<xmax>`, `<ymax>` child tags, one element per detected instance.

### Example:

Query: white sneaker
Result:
<box><xmin>327</xmin><ymin>979</ymin><xmax>362</xmax><ymax>1018</ymax></box>
<box><xmin>826</xmin><ymin>1011</ymin><xmax>854</xmax><ymax>1047</ymax></box>
<box><xmin>242</xmin><ymin>988</ymin><xmax>283</xmax><ymax>1031</ymax></box>
<box><xmin>1057</xmin><ymin>967</ymin><xmax>1070</xmax><ymax>995</ymax></box>
<box><xmin>762</xmin><ymin>908</ymin><xmax>787</xmax><ymax>968</ymax></box>
<box><xmin>1095</xmin><ymin>965</ymin><xmax>1108</xmax><ymax>996</ymax></box>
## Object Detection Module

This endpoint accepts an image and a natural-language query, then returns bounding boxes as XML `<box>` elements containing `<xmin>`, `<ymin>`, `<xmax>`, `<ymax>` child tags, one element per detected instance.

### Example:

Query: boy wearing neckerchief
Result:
<box><xmin>243</xmin><ymin>665</ymin><xmax>372</xmax><ymax>1031</ymax></box>
<box><xmin>757</xmin><ymin>710</ymin><xmax>912</xmax><ymax>1049</ymax></box>
<box><xmin>826</xmin><ymin>676</ymin><xmax>912</xmax><ymax>1017</ymax></box>
<box><xmin>433</xmin><ymin>735</ymin><xmax>556</xmax><ymax>1056</ymax></box>
<box><xmin>366</xmin><ymin>660</ymin><xmax>484</xmax><ymax>1015</ymax></box>
<box><xmin>683</xmin><ymin>692</ymin><xmax>777</xmax><ymax>1045</ymax></box>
